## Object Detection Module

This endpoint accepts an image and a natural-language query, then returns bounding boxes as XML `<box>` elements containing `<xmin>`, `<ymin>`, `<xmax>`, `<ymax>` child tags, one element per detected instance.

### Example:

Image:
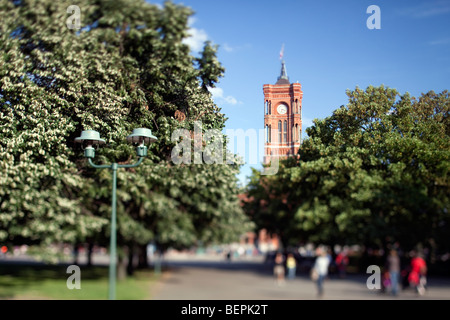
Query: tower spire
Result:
<box><xmin>279</xmin><ymin>60</ymin><xmax>288</xmax><ymax>80</ymax></box>
<box><xmin>276</xmin><ymin>60</ymin><xmax>289</xmax><ymax>84</ymax></box>
<box><xmin>276</xmin><ymin>44</ymin><xmax>289</xmax><ymax>84</ymax></box>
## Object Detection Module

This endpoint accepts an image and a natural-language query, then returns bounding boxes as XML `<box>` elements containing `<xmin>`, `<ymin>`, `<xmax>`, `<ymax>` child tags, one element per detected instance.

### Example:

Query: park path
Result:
<box><xmin>149</xmin><ymin>253</ymin><xmax>450</xmax><ymax>300</ymax></box>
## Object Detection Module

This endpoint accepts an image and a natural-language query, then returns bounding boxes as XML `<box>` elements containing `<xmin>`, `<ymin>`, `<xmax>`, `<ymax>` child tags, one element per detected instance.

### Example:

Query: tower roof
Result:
<box><xmin>276</xmin><ymin>60</ymin><xmax>289</xmax><ymax>85</ymax></box>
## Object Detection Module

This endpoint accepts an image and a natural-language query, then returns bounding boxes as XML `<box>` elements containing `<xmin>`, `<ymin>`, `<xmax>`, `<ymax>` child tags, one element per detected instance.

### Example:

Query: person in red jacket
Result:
<box><xmin>335</xmin><ymin>250</ymin><xmax>349</xmax><ymax>278</ymax></box>
<box><xmin>408</xmin><ymin>250</ymin><xmax>427</xmax><ymax>295</ymax></box>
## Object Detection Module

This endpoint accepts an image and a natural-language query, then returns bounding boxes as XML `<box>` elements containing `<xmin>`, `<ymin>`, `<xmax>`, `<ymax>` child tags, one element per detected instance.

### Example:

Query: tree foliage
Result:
<box><xmin>245</xmin><ymin>85</ymin><xmax>449</xmax><ymax>251</ymax></box>
<box><xmin>0</xmin><ymin>0</ymin><xmax>252</xmax><ymax>257</ymax></box>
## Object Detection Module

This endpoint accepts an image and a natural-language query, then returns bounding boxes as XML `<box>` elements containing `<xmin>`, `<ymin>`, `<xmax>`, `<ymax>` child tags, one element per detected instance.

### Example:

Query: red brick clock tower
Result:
<box><xmin>263</xmin><ymin>60</ymin><xmax>303</xmax><ymax>164</ymax></box>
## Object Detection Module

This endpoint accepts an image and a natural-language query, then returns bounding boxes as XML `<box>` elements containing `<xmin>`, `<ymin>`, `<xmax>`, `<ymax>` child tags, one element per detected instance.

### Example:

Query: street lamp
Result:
<box><xmin>75</xmin><ymin>128</ymin><xmax>157</xmax><ymax>300</ymax></box>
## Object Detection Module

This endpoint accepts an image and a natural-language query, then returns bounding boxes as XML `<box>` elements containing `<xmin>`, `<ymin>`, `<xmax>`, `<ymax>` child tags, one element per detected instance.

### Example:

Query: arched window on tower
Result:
<box><xmin>278</xmin><ymin>121</ymin><xmax>282</xmax><ymax>144</ymax></box>
<box><xmin>268</xmin><ymin>125</ymin><xmax>271</xmax><ymax>143</ymax></box>
<box><xmin>283</xmin><ymin>120</ymin><xmax>287</xmax><ymax>143</ymax></box>
<box><xmin>265</xmin><ymin>125</ymin><xmax>269</xmax><ymax>143</ymax></box>
<box><xmin>295</xmin><ymin>124</ymin><xmax>299</xmax><ymax>142</ymax></box>
<box><xmin>295</xmin><ymin>100</ymin><xmax>299</xmax><ymax>114</ymax></box>
<box><xmin>268</xmin><ymin>101</ymin><xmax>271</xmax><ymax>115</ymax></box>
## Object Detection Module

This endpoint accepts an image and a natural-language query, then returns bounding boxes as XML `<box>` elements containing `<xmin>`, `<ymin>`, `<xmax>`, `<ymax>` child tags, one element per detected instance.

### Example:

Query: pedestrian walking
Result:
<box><xmin>386</xmin><ymin>249</ymin><xmax>401</xmax><ymax>296</ymax></box>
<box><xmin>312</xmin><ymin>246</ymin><xmax>330</xmax><ymax>297</ymax></box>
<box><xmin>335</xmin><ymin>249</ymin><xmax>349</xmax><ymax>278</ymax></box>
<box><xmin>273</xmin><ymin>252</ymin><xmax>285</xmax><ymax>286</ymax></box>
<box><xmin>408</xmin><ymin>250</ymin><xmax>427</xmax><ymax>295</ymax></box>
<box><xmin>286</xmin><ymin>253</ymin><xmax>297</xmax><ymax>280</ymax></box>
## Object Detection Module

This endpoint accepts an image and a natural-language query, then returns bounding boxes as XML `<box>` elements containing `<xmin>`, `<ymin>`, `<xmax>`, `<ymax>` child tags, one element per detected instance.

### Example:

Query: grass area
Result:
<box><xmin>0</xmin><ymin>263</ymin><xmax>160</xmax><ymax>300</ymax></box>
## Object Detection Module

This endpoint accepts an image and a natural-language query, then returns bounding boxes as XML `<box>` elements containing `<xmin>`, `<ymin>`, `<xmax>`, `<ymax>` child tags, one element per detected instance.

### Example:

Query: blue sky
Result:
<box><xmin>151</xmin><ymin>0</ymin><xmax>450</xmax><ymax>186</ymax></box>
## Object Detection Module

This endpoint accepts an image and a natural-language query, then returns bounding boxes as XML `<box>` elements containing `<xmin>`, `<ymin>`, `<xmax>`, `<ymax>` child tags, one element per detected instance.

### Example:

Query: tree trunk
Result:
<box><xmin>87</xmin><ymin>242</ymin><xmax>94</xmax><ymax>267</ymax></box>
<box><xmin>138</xmin><ymin>244</ymin><xmax>149</xmax><ymax>269</ymax></box>
<box><xmin>72</xmin><ymin>243</ymin><xmax>79</xmax><ymax>265</ymax></box>
<box><xmin>127</xmin><ymin>245</ymin><xmax>135</xmax><ymax>276</ymax></box>
<box><xmin>118</xmin><ymin>253</ymin><xmax>127</xmax><ymax>281</ymax></box>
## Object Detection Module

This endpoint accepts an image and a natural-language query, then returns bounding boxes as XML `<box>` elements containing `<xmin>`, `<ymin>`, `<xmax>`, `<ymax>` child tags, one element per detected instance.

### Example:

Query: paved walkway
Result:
<box><xmin>150</xmin><ymin>253</ymin><xmax>450</xmax><ymax>300</ymax></box>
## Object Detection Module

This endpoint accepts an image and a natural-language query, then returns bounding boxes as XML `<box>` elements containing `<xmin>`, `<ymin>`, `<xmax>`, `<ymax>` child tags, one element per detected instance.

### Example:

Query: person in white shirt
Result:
<box><xmin>312</xmin><ymin>246</ymin><xmax>331</xmax><ymax>297</ymax></box>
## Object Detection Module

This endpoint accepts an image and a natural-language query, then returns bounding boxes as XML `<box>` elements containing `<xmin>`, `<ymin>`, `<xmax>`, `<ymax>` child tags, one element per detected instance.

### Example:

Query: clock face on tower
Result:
<box><xmin>277</xmin><ymin>104</ymin><xmax>287</xmax><ymax>114</ymax></box>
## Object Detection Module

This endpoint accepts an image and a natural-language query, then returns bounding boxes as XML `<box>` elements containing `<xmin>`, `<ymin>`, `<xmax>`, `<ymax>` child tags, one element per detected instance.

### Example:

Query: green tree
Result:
<box><xmin>0</xmin><ymin>0</ymin><xmax>252</xmax><ymax>265</ymax></box>
<box><xmin>246</xmin><ymin>85</ymin><xmax>449</xmax><ymax>253</ymax></box>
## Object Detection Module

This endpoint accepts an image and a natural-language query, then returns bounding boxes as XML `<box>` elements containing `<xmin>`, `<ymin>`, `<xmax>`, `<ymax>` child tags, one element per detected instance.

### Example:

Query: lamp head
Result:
<box><xmin>75</xmin><ymin>130</ymin><xmax>106</xmax><ymax>146</ymax></box>
<box><xmin>126</xmin><ymin>128</ymin><xmax>157</xmax><ymax>145</ymax></box>
<box><xmin>127</xmin><ymin>128</ymin><xmax>157</xmax><ymax>157</ymax></box>
<box><xmin>74</xmin><ymin>130</ymin><xmax>105</xmax><ymax>158</ymax></box>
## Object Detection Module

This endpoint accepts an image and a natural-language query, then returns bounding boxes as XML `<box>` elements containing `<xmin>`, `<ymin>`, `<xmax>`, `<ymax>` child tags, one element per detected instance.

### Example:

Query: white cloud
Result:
<box><xmin>302</xmin><ymin>116</ymin><xmax>314</xmax><ymax>129</ymax></box>
<box><xmin>429</xmin><ymin>37</ymin><xmax>450</xmax><ymax>46</ymax></box>
<box><xmin>223</xmin><ymin>43</ymin><xmax>234</xmax><ymax>52</ymax></box>
<box><xmin>221</xmin><ymin>43</ymin><xmax>252</xmax><ymax>53</ymax></box>
<box><xmin>182</xmin><ymin>17</ymin><xmax>208</xmax><ymax>52</ymax></box>
<box><xmin>183</xmin><ymin>27</ymin><xmax>208</xmax><ymax>52</ymax></box>
<box><xmin>399</xmin><ymin>1</ymin><xmax>450</xmax><ymax>18</ymax></box>
<box><xmin>208</xmin><ymin>87</ymin><xmax>242</xmax><ymax>105</ymax></box>
<box><xmin>301</xmin><ymin>116</ymin><xmax>315</xmax><ymax>139</ymax></box>
<box><xmin>208</xmin><ymin>86</ymin><xmax>223</xmax><ymax>98</ymax></box>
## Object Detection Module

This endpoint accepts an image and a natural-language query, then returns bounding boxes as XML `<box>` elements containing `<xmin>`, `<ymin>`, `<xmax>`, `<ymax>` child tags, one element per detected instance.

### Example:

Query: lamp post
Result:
<box><xmin>75</xmin><ymin>128</ymin><xmax>157</xmax><ymax>300</ymax></box>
